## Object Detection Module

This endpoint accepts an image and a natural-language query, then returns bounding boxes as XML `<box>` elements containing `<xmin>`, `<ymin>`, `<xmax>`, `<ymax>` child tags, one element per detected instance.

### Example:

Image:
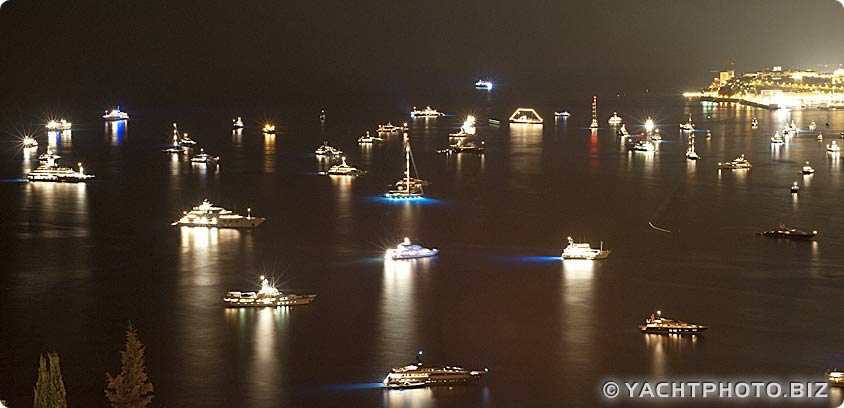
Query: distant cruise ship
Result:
<box><xmin>171</xmin><ymin>199</ymin><xmax>265</xmax><ymax>228</ymax></box>
<box><xmin>28</xmin><ymin>150</ymin><xmax>94</xmax><ymax>183</ymax></box>
<box><xmin>103</xmin><ymin>107</ymin><xmax>129</xmax><ymax>121</ymax></box>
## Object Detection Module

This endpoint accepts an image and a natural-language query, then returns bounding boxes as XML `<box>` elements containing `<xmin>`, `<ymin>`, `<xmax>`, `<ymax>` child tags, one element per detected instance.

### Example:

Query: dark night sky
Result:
<box><xmin>1</xmin><ymin>0</ymin><xmax>844</xmax><ymax>106</ymax></box>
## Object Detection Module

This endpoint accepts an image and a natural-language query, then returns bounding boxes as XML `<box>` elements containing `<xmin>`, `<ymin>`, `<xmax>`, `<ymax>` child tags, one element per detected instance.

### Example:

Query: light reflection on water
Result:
<box><xmin>560</xmin><ymin>260</ymin><xmax>594</xmax><ymax>370</ymax></box>
<box><xmin>643</xmin><ymin>333</ymin><xmax>699</xmax><ymax>379</ymax></box>
<box><xmin>263</xmin><ymin>133</ymin><xmax>276</xmax><ymax>174</ymax></box>
<box><xmin>331</xmin><ymin>175</ymin><xmax>354</xmax><ymax>254</ymax></box>
<box><xmin>509</xmin><ymin>123</ymin><xmax>542</xmax><ymax>177</ymax></box>
<box><xmin>224</xmin><ymin>307</ymin><xmax>290</xmax><ymax>406</ymax></box>
<box><xmin>105</xmin><ymin>120</ymin><xmax>127</xmax><ymax>145</ymax></box>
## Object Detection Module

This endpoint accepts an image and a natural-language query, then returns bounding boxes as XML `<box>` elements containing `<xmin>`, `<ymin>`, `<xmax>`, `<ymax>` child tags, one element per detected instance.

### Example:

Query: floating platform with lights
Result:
<box><xmin>509</xmin><ymin>108</ymin><xmax>543</xmax><ymax>124</ymax></box>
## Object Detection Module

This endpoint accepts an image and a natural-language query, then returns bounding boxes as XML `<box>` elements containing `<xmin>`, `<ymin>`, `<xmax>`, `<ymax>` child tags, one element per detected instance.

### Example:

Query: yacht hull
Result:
<box><xmin>172</xmin><ymin>218</ymin><xmax>266</xmax><ymax>228</ymax></box>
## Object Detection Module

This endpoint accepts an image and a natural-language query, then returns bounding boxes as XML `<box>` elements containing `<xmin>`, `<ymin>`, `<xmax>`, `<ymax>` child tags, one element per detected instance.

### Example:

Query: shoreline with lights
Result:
<box><xmin>684</xmin><ymin>65</ymin><xmax>844</xmax><ymax>110</ymax></box>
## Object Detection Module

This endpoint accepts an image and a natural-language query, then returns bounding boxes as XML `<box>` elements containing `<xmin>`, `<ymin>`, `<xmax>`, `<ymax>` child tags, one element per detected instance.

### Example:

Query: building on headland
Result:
<box><xmin>684</xmin><ymin>65</ymin><xmax>844</xmax><ymax>109</ymax></box>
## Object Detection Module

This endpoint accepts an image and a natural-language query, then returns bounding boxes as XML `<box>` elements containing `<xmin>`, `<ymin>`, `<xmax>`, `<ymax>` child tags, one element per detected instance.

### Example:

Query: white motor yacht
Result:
<box><xmin>232</xmin><ymin>116</ymin><xmax>244</xmax><ymax>129</ymax></box>
<box><xmin>383</xmin><ymin>351</ymin><xmax>487</xmax><ymax>389</ymax></box>
<box><xmin>315</xmin><ymin>141</ymin><xmax>343</xmax><ymax>156</ymax></box>
<box><xmin>358</xmin><ymin>131</ymin><xmax>384</xmax><ymax>144</ymax></box>
<box><xmin>22</xmin><ymin>136</ymin><xmax>38</xmax><ymax>148</ymax></box>
<box><xmin>190</xmin><ymin>148</ymin><xmax>219</xmax><ymax>164</ymax></box>
<box><xmin>561</xmin><ymin>236</ymin><xmax>610</xmax><ymax>260</ymax></box>
<box><xmin>385</xmin><ymin>238</ymin><xmax>439</xmax><ymax>260</ymax></box>
<box><xmin>608</xmin><ymin>112</ymin><xmax>622</xmax><ymax>125</ymax></box>
<box><xmin>28</xmin><ymin>149</ymin><xmax>94</xmax><ymax>182</ymax></box>
<box><xmin>828</xmin><ymin>141</ymin><xmax>841</xmax><ymax>153</ymax></box>
<box><xmin>224</xmin><ymin>276</ymin><xmax>316</xmax><ymax>307</ymax></box>
<box><xmin>324</xmin><ymin>157</ymin><xmax>366</xmax><ymax>176</ymax></box>
<box><xmin>802</xmin><ymin>161</ymin><xmax>815</xmax><ymax>174</ymax></box>
<box><xmin>45</xmin><ymin>119</ymin><xmax>72</xmax><ymax>131</ymax></box>
<box><xmin>103</xmin><ymin>107</ymin><xmax>129</xmax><ymax>121</ymax></box>
<box><xmin>410</xmin><ymin>106</ymin><xmax>443</xmax><ymax>118</ymax></box>
<box><xmin>718</xmin><ymin>154</ymin><xmax>752</xmax><ymax>169</ymax></box>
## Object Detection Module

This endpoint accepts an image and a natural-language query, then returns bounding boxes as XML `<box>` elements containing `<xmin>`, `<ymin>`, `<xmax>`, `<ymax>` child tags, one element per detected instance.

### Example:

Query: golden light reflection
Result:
<box><xmin>644</xmin><ymin>333</ymin><xmax>699</xmax><ymax>379</ymax></box>
<box><xmin>223</xmin><ymin>306</ymin><xmax>289</xmax><ymax>404</ymax></box>
<box><xmin>509</xmin><ymin>123</ymin><xmax>543</xmax><ymax>176</ymax></box>
<box><xmin>560</xmin><ymin>259</ymin><xmax>594</xmax><ymax>370</ymax></box>
<box><xmin>263</xmin><ymin>133</ymin><xmax>276</xmax><ymax>174</ymax></box>
<box><xmin>330</xmin><ymin>175</ymin><xmax>354</xmax><ymax>254</ymax></box>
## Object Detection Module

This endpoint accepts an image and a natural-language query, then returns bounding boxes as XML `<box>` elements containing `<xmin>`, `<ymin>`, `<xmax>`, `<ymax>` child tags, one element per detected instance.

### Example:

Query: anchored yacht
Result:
<box><xmin>639</xmin><ymin>311</ymin><xmax>708</xmax><ymax>335</ymax></box>
<box><xmin>385</xmin><ymin>238</ymin><xmax>438</xmax><ymax>260</ymax></box>
<box><xmin>224</xmin><ymin>276</ymin><xmax>316</xmax><ymax>307</ymax></box>
<box><xmin>608</xmin><ymin>112</ymin><xmax>622</xmax><ymax>126</ymax></box>
<box><xmin>324</xmin><ymin>157</ymin><xmax>366</xmax><ymax>176</ymax></box>
<box><xmin>561</xmin><ymin>236</ymin><xmax>610</xmax><ymax>260</ymax></box>
<box><xmin>758</xmin><ymin>225</ymin><xmax>816</xmax><ymax>240</ymax></box>
<box><xmin>22</xmin><ymin>136</ymin><xmax>38</xmax><ymax>148</ymax></box>
<box><xmin>262</xmin><ymin>123</ymin><xmax>276</xmax><ymax>134</ymax></box>
<box><xmin>449</xmin><ymin>115</ymin><xmax>477</xmax><ymax>137</ymax></box>
<box><xmin>172</xmin><ymin>199</ymin><xmax>265</xmax><ymax>228</ymax></box>
<box><xmin>377</xmin><ymin>122</ymin><xmax>407</xmax><ymax>133</ymax></box>
<box><xmin>45</xmin><ymin>119</ymin><xmax>72</xmax><ymax>131</ymax></box>
<box><xmin>385</xmin><ymin>134</ymin><xmax>426</xmax><ymax>199</ymax></box>
<box><xmin>809</xmin><ymin>121</ymin><xmax>817</xmax><ymax>131</ymax></box>
<box><xmin>27</xmin><ymin>150</ymin><xmax>94</xmax><ymax>182</ymax></box>
<box><xmin>315</xmin><ymin>142</ymin><xmax>343</xmax><ymax>157</ymax></box>
<box><xmin>103</xmin><ymin>107</ymin><xmax>129</xmax><ymax>121</ymax></box>
<box><xmin>771</xmin><ymin>131</ymin><xmax>785</xmax><ymax>144</ymax></box>
<box><xmin>718</xmin><ymin>154</ymin><xmax>751</xmax><ymax>169</ymax></box>
<box><xmin>802</xmin><ymin>161</ymin><xmax>815</xmax><ymax>174</ymax></box>
<box><xmin>686</xmin><ymin>135</ymin><xmax>699</xmax><ymax>160</ymax></box>
<box><xmin>751</xmin><ymin>118</ymin><xmax>759</xmax><ymax>129</ymax></box>
<box><xmin>474</xmin><ymin>79</ymin><xmax>493</xmax><ymax>90</ymax></box>
<box><xmin>410</xmin><ymin>106</ymin><xmax>443</xmax><ymax>118</ymax></box>
<box><xmin>383</xmin><ymin>351</ymin><xmax>487</xmax><ymax>389</ymax></box>
<box><xmin>827</xmin><ymin>141</ymin><xmax>841</xmax><ymax>153</ymax></box>
<box><xmin>826</xmin><ymin>369</ymin><xmax>844</xmax><ymax>387</ymax></box>
<box><xmin>190</xmin><ymin>148</ymin><xmax>219</xmax><ymax>164</ymax></box>
<box><xmin>232</xmin><ymin>116</ymin><xmax>244</xmax><ymax>129</ymax></box>
<box><xmin>554</xmin><ymin>111</ymin><xmax>571</xmax><ymax>117</ymax></box>
<box><xmin>680</xmin><ymin>114</ymin><xmax>694</xmax><ymax>131</ymax></box>
<box><xmin>439</xmin><ymin>138</ymin><xmax>484</xmax><ymax>154</ymax></box>
<box><xmin>357</xmin><ymin>131</ymin><xmax>384</xmax><ymax>144</ymax></box>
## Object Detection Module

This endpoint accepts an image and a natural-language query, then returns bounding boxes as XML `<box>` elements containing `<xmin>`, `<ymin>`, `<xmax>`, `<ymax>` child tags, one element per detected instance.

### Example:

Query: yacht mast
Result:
<box><xmin>404</xmin><ymin>133</ymin><xmax>410</xmax><ymax>192</ymax></box>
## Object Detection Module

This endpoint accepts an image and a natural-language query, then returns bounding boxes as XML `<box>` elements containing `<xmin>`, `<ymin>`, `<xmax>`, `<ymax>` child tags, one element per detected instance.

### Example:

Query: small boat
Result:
<box><xmin>27</xmin><ymin>149</ymin><xmax>94</xmax><ymax>183</ymax></box>
<box><xmin>554</xmin><ymin>111</ymin><xmax>571</xmax><ymax>117</ymax></box>
<box><xmin>790</xmin><ymin>181</ymin><xmax>800</xmax><ymax>194</ymax></box>
<box><xmin>705</xmin><ymin>130</ymin><xmax>712</xmax><ymax>139</ymax></box>
<box><xmin>802</xmin><ymin>162</ymin><xmax>815</xmax><ymax>174</ymax></box>
<box><xmin>324</xmin><ymin>157</ymin><xmax>366</xmax><ymax>176</ymax></box>
<box><xmin>232</xmin><ymin>116</ymin><xmax>244</xmax><ymax>129</ymax></box>
<box><xmin>509</xmin><ymin>108</ymin><xmax>543</xmax><ymax>124</ymax></box>
<box><xmin>438</xmin><ymin>138</ymin><xmax>485</xmax><ymax>154</ymax></box>
<box><xmin>45</xmin><ymin>119</ymin><xmax>72</xmax><ymax>131</ymax></box>
<box><xmin>758</xmin><ymin>224</ymin><xmax>817</xmax><ymax>240</ymax></box>
<box><xmin>751</xmin><ymin>118</ymin><xmax>759</xmax><ymax>129</ymax></box>
<box><xmin>639</xmin><ymin>310</ymin><xmax>708</xmax><ymax>335</ymax></box>
<box><xmin>771</xmin><ymin>131</ymin><xmax>785</xmax><ymax>144</ymax></box>
<box><xmin>162</xmin><ymin>132</ymin><xmax>186</xmax><ymax>153</ymax></box>
<box><xmin>809</xmin><ymin>121</ymin><xmax>817</xmax><ymax>131</ymax></box>
<box><xmin>828</xmin><ymin>141</ymin><xmax>841</xmax><ymax>153</ymax></box>
<box><xmin>561</xmin><ymin>236</ymin><xmax>610</xmax><ymax>260</ymax></box>
<box><xmin>385</xmin><ymin>135</ymin><xmax>426</xmax><ymax>199</ymax></box>
<box><xmin>262</xmin><ymin>123</ymin><xmax>276</xmax><ymax>134</ymax></box>
<box><xmin>607</xmin><ymin>112</ymin><xmax>622</xmax><ymax>126</ymax></box>
<box><xmin>616</xmin><ymin>124</ymin><xmax>630</xmax><ymax>137</ymax></box>
<box><xmin>378</xmin><ymin>122</ymin><xmax>408</xmax><ymax>133</ymax></box>
<box><xmin>190</xmin><ymin>148</ymin><xmax>219</xmax><ymax>164</ymax></box>
<box><xmin>818</xmin><ymin>133</ymin><xmax>824</xmax><ymax>141</ymax></box>
<box><xmin>172</xmin><ymin>199</ymin><xmax>265</xmax><ymax>228</ymax></box>
<box><xmin>383</xmin><ymin>351</ymin><xmax>487</xmax><ymax>389</ymax></box>
<box><xmin>410</xmin><ymin>106</ymin><xmax>443</xmax><ymax>118</ymax></box>
<box><xmin>171</xmin><ymin>123</ymin><xmax>197</xmax><ymax>146</ymax></box>
<box><xmin>319</xmin><ymin>109</ymin><xmax>326</xmax><ymax>122</ymax></box>
<box><xmin>223</xmin><ymin>276</ymin><xmax>316</xmax><ymax>307</ymax></box>
<box><xmin>686</xmin><ymin>135</ymin><xmax>699</xmax><ymax>160</ymax></box>
<box><xmin>357</xmin><ymin>131</ymin><xmax>384</xmax><ymax>144</ymax></box>
<box><xmin>718</xmin><ymin>154</ymin><xmax>751</xmax><ymax>170</ymax></box>
<box><xmin>680</xmin><ymin>114</ymin><xmax>695</xmax><ymax>131</ymax></box>
<box><xmin>22</xmin><ymin>136</ymin><xmax>38</xmax><ymax>148</ymax></box>
<box><xmin>826</xmin><ymin>369</ymin><xmax>844</xmax><ymax>387</ymax></box>
<box><xmin>474</xmin><ymin>79</ymin><xmax>493</xmax><ymax>90</ymax></box>
<box><xmin>385</xmin><ymin>237</ymin><xmax>439</xmax><ymax>260</ymax></box>
<box><xmin>103</xmin><ymin>107</ymin><xmax>129</xmax><ymax>121</ymax></box>
<box><xmin>651</xmin><ymin>129</ymin><xmax>662</xmax><ymax>141</ymax></box>
<box><xmin>632</xmin><ymin>139</ymin><xmax>655</xmax><ymax>152</ymax></box>
<box><xmin>315</xmin><ymin>142</ymin><xmax>343</xmax><ymax>157</ymax></box>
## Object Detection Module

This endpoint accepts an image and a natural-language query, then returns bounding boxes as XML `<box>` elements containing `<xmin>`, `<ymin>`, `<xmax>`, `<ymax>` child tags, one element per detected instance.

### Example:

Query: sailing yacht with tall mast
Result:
<box><xmin>385</xmin><ymin>133</ymin><xmax>425</xmax><ymax>199</ymax></box>
<box><xmin>686</xmin><ymin>134</ymin><xmax>700</xmax><ymax>160</ymax></box>
<box><xmin>589</xmin><ymin>96</ymin><xmax>599</xmax><ymax>129</ymax></box>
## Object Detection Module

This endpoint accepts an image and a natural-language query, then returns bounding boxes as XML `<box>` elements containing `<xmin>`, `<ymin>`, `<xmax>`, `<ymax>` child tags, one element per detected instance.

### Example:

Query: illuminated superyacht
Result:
<box><xmin>639</xmin><ymin>310</ymin><xmax>708</xmax><ymax>335</ymax></box>
<box><xmin>102</xmin><ymin>107</ymin><xmax>129</xmax><ymax>121</ymax></box>
<box><xmin>171</xmin><ymin>199</ymin><xmax>265</xmax><ymax>228</ymax></box>
<box><xmin>561</xmin><ymin>236</ymin><xmax>610</xmax><ymax>260</ymax></box>
<box><xmin>383</xmin><ymin>351</ymin><xmax>487</xmax><ymax>389</ymax></box>
<box><xmin>410</xmin><ymin>106</ymin><xmax>443</xmax><ymax>117</ymax></box>
<box><xmin>45</xmin><ymin>119</ymin><xmax>72</xmax><ymax>131</ymax></box>
<box><xmin>223</xmin><ymin>276</ymin><xmax>316</xmax><ymax>307</ymax></box>
<box><xmin>28</xmin><ymin>150</ymin><xmax>94</xmax><ymax>182</ymax></box>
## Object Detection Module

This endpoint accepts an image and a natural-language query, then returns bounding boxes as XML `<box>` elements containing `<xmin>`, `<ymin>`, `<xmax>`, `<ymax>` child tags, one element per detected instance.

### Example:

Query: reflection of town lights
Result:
<box><xmin>645</xmin><ymin>118</ymin><xmax>655</xmax><ymax>132</ymax></box>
